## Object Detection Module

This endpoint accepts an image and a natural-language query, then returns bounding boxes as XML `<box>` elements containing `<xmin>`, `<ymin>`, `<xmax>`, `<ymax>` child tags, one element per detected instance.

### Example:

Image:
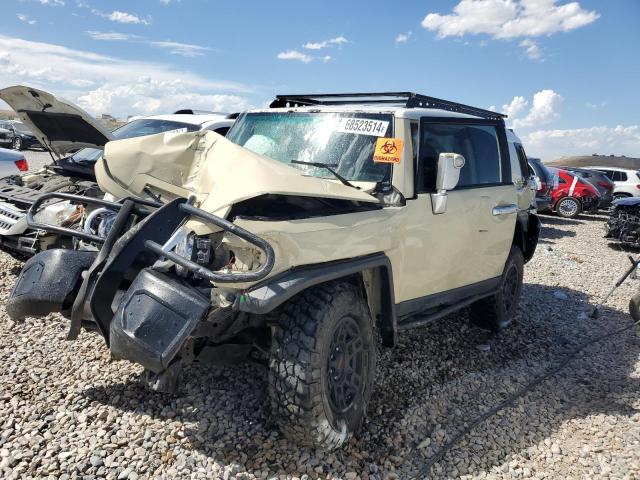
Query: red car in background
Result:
<box><xmin>548</xmin><ymin>167</ymin><xmax>601</xmax><ymax>218</ymax></box>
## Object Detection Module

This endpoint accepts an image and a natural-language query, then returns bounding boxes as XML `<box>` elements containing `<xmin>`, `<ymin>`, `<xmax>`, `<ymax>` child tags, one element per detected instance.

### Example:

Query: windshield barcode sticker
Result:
<box><xmin>335</xmin><ymin>118</ymin><xmax>389</xmax><ymax>137</ymax></box>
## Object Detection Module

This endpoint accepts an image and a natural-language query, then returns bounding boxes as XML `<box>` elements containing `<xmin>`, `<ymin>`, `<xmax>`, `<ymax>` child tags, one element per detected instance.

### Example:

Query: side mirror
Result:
<box><xmin>431</xmin><ymin>153</ymin><xmax>465</xmax><ymax>214</ymax></box>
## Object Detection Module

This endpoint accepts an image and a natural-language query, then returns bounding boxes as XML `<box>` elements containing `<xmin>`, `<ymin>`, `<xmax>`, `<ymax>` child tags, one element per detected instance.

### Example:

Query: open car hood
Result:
<box><xmin>0</xmin><ymin>85</ymin><xmax>113</xmax><ymax>156</ymax></box>
<box><xmin>96</xmin><ymin>130</ymin><xmax>379</xmax><ymax>219</ymax></box>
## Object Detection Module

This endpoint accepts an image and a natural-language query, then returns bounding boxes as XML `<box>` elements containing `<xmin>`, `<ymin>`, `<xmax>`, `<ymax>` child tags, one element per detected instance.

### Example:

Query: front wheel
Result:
<box><xmin>269</xmin><ymin>281</ymin><xmax>376</xmax><ymax>450</ymax></box>
<box><xmin>470</xmin><ymin>245</ymin><xmax>524</xmax><ymax>331</ymax></box>
<box><xmin>556</xmin><ymin>197</ymin><xmax>581</xmax><ymax>218</ymax></box>
<box><xmin>12</xmin><ymin>137</ymin><xmax>22</xmax><ymax>151</ymax></box>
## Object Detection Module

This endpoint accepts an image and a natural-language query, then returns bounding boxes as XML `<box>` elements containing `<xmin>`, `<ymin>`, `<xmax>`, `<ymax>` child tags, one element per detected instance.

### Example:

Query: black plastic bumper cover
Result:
<box><xmin>6</xmin><ymin>249</ymin><xmax>97</xmax><ymax>320</ymax></box>
<box><xmin>109</xmin><ymin>268</ymin><xmax>209</xmax><ymax>373</ymax></box>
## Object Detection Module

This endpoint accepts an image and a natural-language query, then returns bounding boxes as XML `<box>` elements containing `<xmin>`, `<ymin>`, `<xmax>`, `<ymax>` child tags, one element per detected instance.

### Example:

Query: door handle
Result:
<box><xmin>492</xmin><ymin>204</ymin><xmax>518</xmax><ymax>216</ymax></box>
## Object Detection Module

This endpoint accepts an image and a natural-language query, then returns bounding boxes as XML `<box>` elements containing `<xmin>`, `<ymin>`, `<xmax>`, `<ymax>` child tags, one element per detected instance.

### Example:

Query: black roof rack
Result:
<box><xmin>269</xmin><ymin>92</ymin><xmax>506</xmax><ymax>120</ymax></box>
<box><xmin>173</xmin><ymin>109</ymin><xmax>228</xmax><ymax>115</ymax></box>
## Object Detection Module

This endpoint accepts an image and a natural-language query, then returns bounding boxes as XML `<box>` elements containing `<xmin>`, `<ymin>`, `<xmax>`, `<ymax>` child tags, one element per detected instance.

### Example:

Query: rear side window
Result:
<box><xmin>618</xmin><ymin>171</ymin><xmax>628</xmax><ymax>181</ymax></box>
<box><xmin>514</xmin><ymin>143</ymin><xmax>530</xmax><ymax>177</ymax></box>
<box><xmin>419</xmin><ymin>123</ymin><xmax>502</xmax><ymax>190</ymax></box>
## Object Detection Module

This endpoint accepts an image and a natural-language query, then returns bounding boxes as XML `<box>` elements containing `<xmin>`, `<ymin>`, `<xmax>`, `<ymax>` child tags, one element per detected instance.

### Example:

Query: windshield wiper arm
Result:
<box><xmin>290</xmin><ymin>161</ymin><xmax>360</xmax><ymax>190</ymax></box>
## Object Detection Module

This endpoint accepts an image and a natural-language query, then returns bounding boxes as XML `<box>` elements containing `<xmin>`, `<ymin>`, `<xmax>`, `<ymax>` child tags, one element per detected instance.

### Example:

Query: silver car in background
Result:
<box><xmin>0</xmin><ymin>147</ymin><xmax>28</xmax><ymax>178</ymax></box>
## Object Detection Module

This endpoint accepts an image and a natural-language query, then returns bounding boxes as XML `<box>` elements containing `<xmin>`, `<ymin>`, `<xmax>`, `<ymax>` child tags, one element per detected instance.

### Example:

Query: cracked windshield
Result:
<box><xmin>227</xmin><ymin>112</ymin><xmax>393</xmax><ymax>182</ymax></box>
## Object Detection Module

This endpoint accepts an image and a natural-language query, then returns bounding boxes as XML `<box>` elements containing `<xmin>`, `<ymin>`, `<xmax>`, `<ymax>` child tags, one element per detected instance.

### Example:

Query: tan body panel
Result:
<box><xmin>95</xmin><ymin>119</ymin><xmax>524</xmax><ymax>307</ymax></box>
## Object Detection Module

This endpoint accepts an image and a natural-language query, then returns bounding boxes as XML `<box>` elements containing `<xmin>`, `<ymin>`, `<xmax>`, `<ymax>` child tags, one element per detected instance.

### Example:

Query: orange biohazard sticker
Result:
<box><xmin>373</xmin><ymin>137</ymin><xmax>404</xmax><ymax>164</ymax></box>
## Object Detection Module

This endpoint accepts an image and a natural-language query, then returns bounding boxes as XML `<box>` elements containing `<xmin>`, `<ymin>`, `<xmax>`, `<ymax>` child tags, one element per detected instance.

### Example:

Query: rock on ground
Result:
<box><xmin>1</xmin><ymin>212</ymin><xmax>640</xmax><ymax>479</ymax></box>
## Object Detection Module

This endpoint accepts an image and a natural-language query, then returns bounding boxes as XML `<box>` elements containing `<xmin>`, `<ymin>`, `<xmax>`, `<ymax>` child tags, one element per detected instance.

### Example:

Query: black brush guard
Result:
<box><xmin>9</xmin><ymin>192</ymin><xmax>275</xmax><ymax>372</ymax></box>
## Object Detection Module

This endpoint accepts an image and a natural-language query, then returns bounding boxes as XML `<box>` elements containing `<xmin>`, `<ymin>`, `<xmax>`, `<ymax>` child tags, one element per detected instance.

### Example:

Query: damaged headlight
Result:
<box><xmin>34</xmin><ymin>201</ymin><xmax>83</xmax><ymax>227</ymax></box>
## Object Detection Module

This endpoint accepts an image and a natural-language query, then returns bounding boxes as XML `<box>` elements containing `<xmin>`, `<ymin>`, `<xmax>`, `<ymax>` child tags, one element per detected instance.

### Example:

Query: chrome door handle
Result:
<box><xmin>492</xmin><ymin>204</ymin><xmax>518</xmax><ymax>216</ymax></box>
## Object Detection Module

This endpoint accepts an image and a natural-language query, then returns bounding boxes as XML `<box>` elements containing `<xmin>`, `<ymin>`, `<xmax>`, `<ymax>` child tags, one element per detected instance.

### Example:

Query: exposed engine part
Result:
<box><xmin>605</xmin><ymin>201</ymin><xmax>640</xmax><ymax>247</ymax></box>
<box><xmin>83</xmin><ymin>207</ymin><xmax>118</xmax><ymax>238</ymax></box>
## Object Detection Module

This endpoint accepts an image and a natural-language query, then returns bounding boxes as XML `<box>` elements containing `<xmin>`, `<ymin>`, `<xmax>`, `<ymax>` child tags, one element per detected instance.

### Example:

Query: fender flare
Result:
<box><xmin>234</xmin><ymin>252</ymin><xmax>398</xmax><ymax>345</ymax></box>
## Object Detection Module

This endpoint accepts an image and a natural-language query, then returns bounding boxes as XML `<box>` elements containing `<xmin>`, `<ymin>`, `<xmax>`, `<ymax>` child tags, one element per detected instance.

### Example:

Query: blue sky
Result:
<box><xmin>1</xmin><ymin>0</ymin><xmax>639</xmax><ymax>160</ymax></box>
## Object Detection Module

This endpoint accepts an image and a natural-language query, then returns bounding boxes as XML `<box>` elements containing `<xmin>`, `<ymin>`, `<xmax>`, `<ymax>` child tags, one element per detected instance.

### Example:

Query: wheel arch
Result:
<box><xmin>234</xmin><ymin>253</ymin><xmax>398</xmax><ymax>346</ymax></box>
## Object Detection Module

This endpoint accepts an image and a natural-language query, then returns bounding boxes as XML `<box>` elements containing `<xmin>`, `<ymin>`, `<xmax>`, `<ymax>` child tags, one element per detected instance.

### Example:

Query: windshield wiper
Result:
<box><xmin>290</xmin><ymin>161</ymin><xmax>360</xmax><ymax>190</ymax></box>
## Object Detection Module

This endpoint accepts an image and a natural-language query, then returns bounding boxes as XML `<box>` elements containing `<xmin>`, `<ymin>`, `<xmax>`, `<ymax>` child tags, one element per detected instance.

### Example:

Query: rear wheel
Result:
<box><xmin>470</xmin><ymin>245</ymin><xmax>524</xmax><ymax>331</ymax></box>
<box><xmin>556</xmin><ymin>197</ymin><xmax>581</xmax><ymax>218</ymax></box>
<box><xmin>12</xmin><ymin>137</ymin><xmax>22</xmax><ymax>151</ymax></box>
<box><xmin>269</xmin><ymin>281</ymin><xmax>376</xmax><ymax>450</ymax></box>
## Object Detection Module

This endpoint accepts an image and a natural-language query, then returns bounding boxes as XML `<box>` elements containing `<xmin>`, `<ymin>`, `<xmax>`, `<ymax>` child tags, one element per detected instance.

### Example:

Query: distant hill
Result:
<box><xmin>546</xmin><ymin>155</ymin><xmax>640</xmax><ymax>169</ymax></box>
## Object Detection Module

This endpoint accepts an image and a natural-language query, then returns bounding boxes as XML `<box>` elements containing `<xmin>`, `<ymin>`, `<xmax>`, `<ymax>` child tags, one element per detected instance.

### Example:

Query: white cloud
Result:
<box><xmin>87</xmin><ymin>32</ymin><xmax>210</xmax><ymax>58</ymax></box>
<box><xmin>77</xmin><ymin>79</ymin><xmax>249</xmax><ymax>118</ymax></box>
<box><xmin>500</xmin><ymin>90</ymin><xmax>562</xmax><ymax>129</ymax></box>
<box><xmin>277</xmin><ymin>50</ymin><xmax>312</xmax><ymax>63</ymax></box>
<box><xmin>302</xmin><ymin>36</ymin><xmax>348</xmax><ymax>50</ymax></box>
<box><xmin>520</xmin><ymin>39</ymin><xmax>542</xmax><ymax>59</ymax></box>
<box><xmin>513</xmin><ymin>89</ymin><xmax>562</xmax><ymax>128</ymax></box>
<box><xmin>524</xmin><ymin>125</ymin><xmax>640</xmax><ymax>160</ymax></box>
<box><xmin>422</xmin><ymin>0</ymin><xmax>599</xmax><ymax>39</ymax></box>
<box><xmin>502</xmin><ymin>95</ymin><xmax>529</xmax><ymax>117</ymax></box>
<box><xmin>87</xmin><ymin>31</ymin><xmax>138</xmax><ymax>41</ymax></box>
<box><xmin>395</xmin><ymin>31</ymin><xmax>412</xmax><ymax>44</ymax></box>
<box><xmin>278</xmin><ymin>50</ymin><xmax>331</xmax><ymax>63</ymax></box>
<box><xmin>0</xmin><ymin>34</ymin><xmax>251</xmax><ymax>117</ymax></box>
<box><xmin>108</xmin><ymin>10</ymin><xmax>149</xmax><ymax>25</ymax></box>
<box><xmin>17</xmin><ymin>14</ymin><xmax>37</xmax><ymax>25</ymax></box>
<box><xmin>36</xmin><ymin>0</ymin><xmax>65</xmax><ymax>5</ymax></box>
<box><xmin>92</xmin><ymin>10</ymin><xmax>151</xmax><ymax>25</ymax></box>
<box><xmin>148</xmin><ymin>41</ymin><xmax>209</xmax><ymax>57</ymax></box>
<box><xmin>586</xmin><ymin>101</ymin><xmax>606</xmax><ymax>110</ymax></box>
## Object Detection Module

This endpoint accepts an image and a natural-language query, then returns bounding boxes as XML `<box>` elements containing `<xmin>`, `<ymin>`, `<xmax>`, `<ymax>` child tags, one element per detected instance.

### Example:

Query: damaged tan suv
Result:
<box><xmin>7</xmin><ymin>92</ymin><xmax>539</xmax><ymax>450</ymax></box>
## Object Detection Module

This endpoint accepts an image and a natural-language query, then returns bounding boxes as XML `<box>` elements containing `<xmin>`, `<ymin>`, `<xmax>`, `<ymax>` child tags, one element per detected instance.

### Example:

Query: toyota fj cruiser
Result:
<box><xmin>7</xmin><ymin>92</ymin><xmax>539</xmax><ymax>450</ymax></box>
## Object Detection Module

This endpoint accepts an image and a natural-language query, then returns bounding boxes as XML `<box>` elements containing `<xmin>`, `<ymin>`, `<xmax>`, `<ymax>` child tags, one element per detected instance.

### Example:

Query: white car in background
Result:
<box><xmin>0</xmin><ymin>147</ymin><xmax>29</xmax><ymax>178</ymax></box>
<box><xmin>0</xmin><ymin>85</ymin><xmax>236</xmax><ymax>255</ymax></box>
<box><xmin>584</xmin><ymin>166</ymin><xmax>640</xmax><ymax>199</ymax></box>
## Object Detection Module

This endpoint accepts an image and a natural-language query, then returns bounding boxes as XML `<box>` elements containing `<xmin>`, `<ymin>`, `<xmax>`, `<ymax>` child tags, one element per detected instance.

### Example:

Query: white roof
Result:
<box><xmin>140</xmin><ymin>113</ymin><xmax>231</xmax><ymax>125</ymax></box>
<box><xmin>585</xmin><ymin>166</ymin><xmax>640</xmax><ymax>172</ymax></box>
<box><xmin>256</xmin><ymin>104</ymin><xmax>498</xmax><ymax>120</ymax></box>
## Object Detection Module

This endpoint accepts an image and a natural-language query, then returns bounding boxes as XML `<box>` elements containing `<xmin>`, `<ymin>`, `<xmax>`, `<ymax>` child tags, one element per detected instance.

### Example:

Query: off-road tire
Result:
<box><xmin>470</xmin><ymin>245</ymin><xmax>524</xmax><ymax>331</ymax></box>
<box><xmin>12</xmin><ymin>137</ymin><xmax>22</xmax><ymax>151</ymax></box>
<box><xmin>556</xmin><ymin>196</ymin><xmax>581</xmax><ymax>218</ymax></box>
<box><xmin>269</xmin><ymin>281</ymin><xmax>376</xmax><ymax>450</ymax></box>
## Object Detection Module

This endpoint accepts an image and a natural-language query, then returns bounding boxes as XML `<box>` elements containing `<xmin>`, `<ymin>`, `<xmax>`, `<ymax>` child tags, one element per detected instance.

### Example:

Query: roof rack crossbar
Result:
<box><xmin>269</xmin><ymin>92</ymin><xmax>506</xmax><ymax>119</ymax></box>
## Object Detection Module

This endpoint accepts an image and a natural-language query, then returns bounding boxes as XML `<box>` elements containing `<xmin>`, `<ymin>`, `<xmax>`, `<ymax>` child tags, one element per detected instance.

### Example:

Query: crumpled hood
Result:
<box><xmin>0</xmin><ymin>85</ymin><xmax>113</xmax><ymax>157</ymax></box>
<box><xmin>96</xmin><ymin>130</ymin><xmax>378</xmax><ymax>218</ymax></box>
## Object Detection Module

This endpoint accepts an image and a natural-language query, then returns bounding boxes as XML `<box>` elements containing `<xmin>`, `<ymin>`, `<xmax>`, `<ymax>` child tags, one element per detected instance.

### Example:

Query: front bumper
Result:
<box><xmin>7</xmin><ymin>193</ymin><xmax>275</xmax><ymax>374</ymax></box>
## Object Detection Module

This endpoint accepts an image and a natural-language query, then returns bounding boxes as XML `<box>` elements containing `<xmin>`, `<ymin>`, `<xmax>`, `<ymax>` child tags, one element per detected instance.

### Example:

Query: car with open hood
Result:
<box><xmin>6</xmin><ymin>92</ymin><xmax>540</xmax><ymax>450</ymax></box>
<box><xmin>0</xmin><ymin>85</ymin><xmax>235</xmax><ymax>255</ymax></box>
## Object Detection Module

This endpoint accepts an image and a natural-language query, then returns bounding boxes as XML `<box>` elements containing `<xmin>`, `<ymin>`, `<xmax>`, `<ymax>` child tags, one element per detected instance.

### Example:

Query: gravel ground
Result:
<box><xmin>22</xmin><ymin>149</ymin><xmax>54</xmax><ymax>172</ymax></box>
<box><xmin>2</xmin><ymin>212</ymin><xmax>640</xmax><ymax>479</ymax></box>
